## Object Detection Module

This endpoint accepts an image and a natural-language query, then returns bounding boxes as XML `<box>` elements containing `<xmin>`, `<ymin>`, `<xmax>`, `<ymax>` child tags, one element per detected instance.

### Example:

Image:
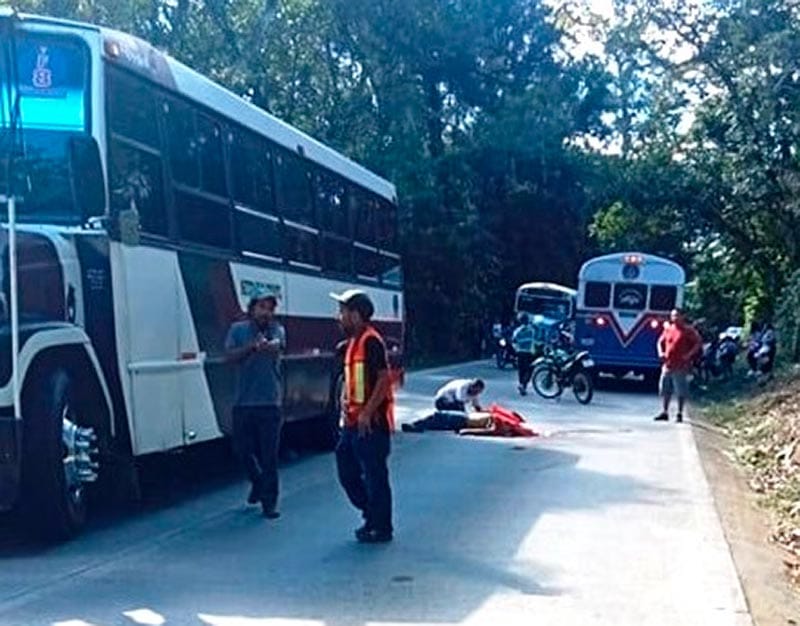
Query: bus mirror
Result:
<box><xmin>68</xmin><ymin>136</ymin><xmax>106</xmax><ymax>223</ymax></box>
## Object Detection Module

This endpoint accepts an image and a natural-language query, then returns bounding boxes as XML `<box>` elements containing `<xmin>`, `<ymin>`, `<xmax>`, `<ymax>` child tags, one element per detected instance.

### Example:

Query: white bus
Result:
<box><xmin>514</xmin><ymin>282</ymin><xmax>576</xmax><ymax>324</ymax></box>
<box><xmin>0</xmin><ymin>11</ymin><xmax>404</xmax><ymax>537</ymax></box>
<box><xmin>574</xmin><ymin>253</ymin><xmax>685</xmax><ymax>380</ymax></box>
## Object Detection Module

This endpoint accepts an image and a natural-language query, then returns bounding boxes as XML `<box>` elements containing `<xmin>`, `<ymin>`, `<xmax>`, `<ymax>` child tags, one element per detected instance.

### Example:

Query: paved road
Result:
<box><xmin>0</xmin><ymin>361</ymin><xmax>751</xmax><ymax>626</ymax></box>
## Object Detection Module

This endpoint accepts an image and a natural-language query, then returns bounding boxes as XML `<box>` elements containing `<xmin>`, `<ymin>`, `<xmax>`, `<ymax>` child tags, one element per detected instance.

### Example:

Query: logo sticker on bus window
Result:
<box><xmin>240</xmin><ymin>280</ymin><xmax>282</xmax><ymax>301</ymax></box>
<box><xmin>32</xmin><ymin>46</ymin><xmax>53</xmax><ymax>90</ymax></box>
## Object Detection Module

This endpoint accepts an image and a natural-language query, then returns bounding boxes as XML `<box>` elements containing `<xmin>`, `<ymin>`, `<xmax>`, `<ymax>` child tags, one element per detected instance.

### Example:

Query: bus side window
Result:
<box><xmin>276</xmin><ymin>150</ymin><xmax>313</xmax><ymax>226</ymax></box>
<box><xmin>109</xmin><ymin>141</ymin><xmax>167</xmax><ymax>237</ymax></box>
<box><xmin>286</xmin><ymin>225</ymin><xmax>319</xmax><ymax>267</ymax></box>
<box><xmin>376</xmin><ymin>198</ymin><xmax>398</xmax><ymax>253</ymax></box>
<box><xmin>106</xmin><ymin>69</ymin><xmax>167</xmax><ymax>237</ymax></box>
<box><xmin>197</xmin><ymin>114</ymin><xmax>227</xmax><ymax>198</ymax></box>
<box><xmin>351</xmin><ymin>186</ymin><xmax>378</xmax><ymax>247</ymax></box>
<box><xmin>164</xmin><ymin>98</ymin><xmax>200</xmax><ymax>188</ymax></box>
<box><xmin>230</xmin><ymin>129</ymin><xmax>274</xmax><ymax>214</ymax></box>
<box><xmin>107</xmin><ymin>68</ymin><xmax>159</xmax><ymax>148</ymax></box>
<box><xmin>354</xmin><ymin>245</ymin><xmax>381</xmax><ymax>281</ymax></box>
<box><xmin>315</xmin><ymin>170</ymin><xmax>349</xmax><ymax>237</ymax></box>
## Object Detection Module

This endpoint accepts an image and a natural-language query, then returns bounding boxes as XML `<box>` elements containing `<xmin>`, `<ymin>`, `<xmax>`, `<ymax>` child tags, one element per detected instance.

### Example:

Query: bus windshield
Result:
<box><xmin>517</xmin><ymin>293</ymin><xmax>571</xmax><ymax>321</ymax></box>
<box><xmin>0</xmin><ymin>30</ymin><xmax>90</xmax><ymax>223</ymax></box>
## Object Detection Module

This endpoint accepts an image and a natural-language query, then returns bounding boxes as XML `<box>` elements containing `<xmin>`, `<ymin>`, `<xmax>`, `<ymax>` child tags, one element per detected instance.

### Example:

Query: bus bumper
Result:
<box><xmin>0</xmin><ymin>415</ymin><xmax>21</xmax><ymax>511</ymax></box>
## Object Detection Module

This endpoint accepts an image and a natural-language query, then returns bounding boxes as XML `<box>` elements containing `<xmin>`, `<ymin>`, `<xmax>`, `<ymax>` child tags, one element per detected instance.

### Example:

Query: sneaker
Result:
<box><xmin>653</xmin><ymin>413</ymin><xmax>669</xmax><ymax>422</ymax></box>
<box><xmin>518</xmin><ymin>384</ymin><xmax>528</xmax><ymax>396</ymax></box>
<box><xmin>401</xmin><ymin>423</ymin><xmax>423</xmax><ymax>433</ymax></box>
<box><xmin>354</xmin><ymin>523</ymin><xmax>372</xmax><ymax>541</ymax></box>
<box><xmin>261</xmin><ymin>504</ymin><xmax>281</xmax><ymax>519</ymax></box>
<box><xmin>676</xmin><ymin>414</ymin><xmax>684</xmax><ymax>423</ymax></box>
<box><xmin>357</xmin><ymin>528</ymin><xmax>393</xmax><ymax>544</ymax></box>
<box><xmin>247</xmin><ymin>486</ymin><xmax>260</xmax><ymax>505</ymax></box>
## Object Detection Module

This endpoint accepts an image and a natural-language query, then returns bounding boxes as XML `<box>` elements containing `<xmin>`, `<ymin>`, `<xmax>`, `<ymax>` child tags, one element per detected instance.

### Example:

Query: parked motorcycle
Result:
<box><xmin>531</xmin><ymin>345</ymin><xmax>595</xmax><ymax>404</ymax></box>
<box><xmin>495</xmin><ymin>334</ymin><xmax>517</xmax><ymax>370</ymax></box>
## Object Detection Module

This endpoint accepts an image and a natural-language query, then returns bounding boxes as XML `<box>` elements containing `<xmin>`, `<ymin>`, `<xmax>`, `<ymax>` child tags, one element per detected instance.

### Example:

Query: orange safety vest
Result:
<box><xmin>344</xmin><ymin>326</ymin><xmax>395</xmax><ymax>431</ymax></box>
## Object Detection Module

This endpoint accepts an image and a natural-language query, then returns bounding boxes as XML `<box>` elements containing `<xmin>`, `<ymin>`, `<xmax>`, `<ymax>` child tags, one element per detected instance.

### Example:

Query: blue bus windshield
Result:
<box><xmin>1</xmin><ymin>32</ymin><xmax>89</xmax><ymax>222</ymax></box>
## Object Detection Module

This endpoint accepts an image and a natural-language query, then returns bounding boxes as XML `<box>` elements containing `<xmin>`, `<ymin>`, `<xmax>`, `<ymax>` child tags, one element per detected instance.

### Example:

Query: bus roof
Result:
<box><xmin>10</xmin><ymin>12</ymin><xmax>397</xmax><ymax>203</ymax></box>
<box><xmin>579</xmin><ymin>252</ymin><xmax>685</xmax><ymax>284</ymax></box>
<box><xmin>516</xmin><ymin>282</ymin><xmax>576</xmax><ymax>297</ymax></box>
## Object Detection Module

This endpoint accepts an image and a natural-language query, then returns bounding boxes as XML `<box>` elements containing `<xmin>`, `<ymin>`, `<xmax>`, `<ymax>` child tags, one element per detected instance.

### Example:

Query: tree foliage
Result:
<box><xmin>14</xmin><ymin>0</ymin><xmax>799</xmax><ymax>360</ymax></box>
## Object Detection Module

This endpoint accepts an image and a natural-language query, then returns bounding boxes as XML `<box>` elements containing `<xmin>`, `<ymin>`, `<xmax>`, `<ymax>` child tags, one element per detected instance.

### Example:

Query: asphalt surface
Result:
<box><xmin>0</xmin><ymin>361</ymin><xmax>752</xmax><ymax>626</ymax></box>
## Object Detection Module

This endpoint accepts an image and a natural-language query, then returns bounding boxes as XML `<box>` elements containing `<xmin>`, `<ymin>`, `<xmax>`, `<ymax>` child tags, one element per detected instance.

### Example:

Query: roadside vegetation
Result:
<box><xmin>701</xmin><ymin>365</ymin><xmax>800</xmax><ymax>589</ymax></box>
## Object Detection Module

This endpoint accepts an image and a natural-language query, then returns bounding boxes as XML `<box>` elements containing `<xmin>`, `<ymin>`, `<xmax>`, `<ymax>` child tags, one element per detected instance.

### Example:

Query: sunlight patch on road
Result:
<box><xmin>123</xmin><ymin>608</ymin><xmax>167</xmax><ymax>625</ymax></box>
<box><xmin>52</xmin><ymin>621</ymin><xmax>101</xmax><ymax>626</ymax></box>
<box><xmin>198</xmin><ymin>615</ymin><xmax>325</xmax><ymax>626</ymax></box>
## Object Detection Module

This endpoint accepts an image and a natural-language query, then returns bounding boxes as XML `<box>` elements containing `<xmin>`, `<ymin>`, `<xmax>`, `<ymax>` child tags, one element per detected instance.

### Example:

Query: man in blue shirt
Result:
<box><xmin>225</xmin><ymin>294</ymin><xmax>286</xmax><ymax>519</ymax></box>
<box><xmin>512</xmin><ymin>313</ymin><xmax>537</xmax><ymax>395</ymax></box>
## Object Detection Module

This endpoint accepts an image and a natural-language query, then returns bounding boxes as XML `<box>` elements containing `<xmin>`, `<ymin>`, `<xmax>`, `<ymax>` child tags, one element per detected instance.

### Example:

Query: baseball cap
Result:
<box><xmin>329</xmin><ymin>289</ymin><xmax>375</xmax><ymax>320</ymax></box>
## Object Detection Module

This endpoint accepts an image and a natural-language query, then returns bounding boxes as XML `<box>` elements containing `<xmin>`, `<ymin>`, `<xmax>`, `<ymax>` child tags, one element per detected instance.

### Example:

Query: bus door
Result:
<box><xmin>118</xmin><ymin>247</ymin><xmax>184</xmax><ymax>453</ymax></box>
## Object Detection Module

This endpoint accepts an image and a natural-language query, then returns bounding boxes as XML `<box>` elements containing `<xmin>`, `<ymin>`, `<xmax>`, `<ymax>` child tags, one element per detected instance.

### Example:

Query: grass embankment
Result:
<box><xmin>700</xmin><ymin>366</ymin><xmax>800</xmax><ymax>587</ymax></box>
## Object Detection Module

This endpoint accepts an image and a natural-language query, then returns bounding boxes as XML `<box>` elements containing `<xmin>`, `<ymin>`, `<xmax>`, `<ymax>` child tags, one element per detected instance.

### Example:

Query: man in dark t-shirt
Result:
<box><xmin>225</xmin><ymin>294</ymin><xmax>286</xmax><ymax>519</ymax></box>
<box><xmin>330</xmin><ymin>289</ymin><xmax>394</xmax><ymax>543</ymax></box>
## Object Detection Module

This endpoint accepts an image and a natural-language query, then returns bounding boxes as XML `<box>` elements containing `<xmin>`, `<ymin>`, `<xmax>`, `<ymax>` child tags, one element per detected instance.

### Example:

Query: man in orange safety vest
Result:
<box><xmin>330</xmin><ymin>289</ymin><xmax>395</xmax><ymax>543</ymax></box>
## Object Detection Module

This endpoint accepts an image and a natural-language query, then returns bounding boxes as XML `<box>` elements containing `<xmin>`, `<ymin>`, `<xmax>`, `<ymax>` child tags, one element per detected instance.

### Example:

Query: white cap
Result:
<box><xmin>329</xmin><ymin>288</ymin><xmax>368</xmax><ymax>304</ymax></box>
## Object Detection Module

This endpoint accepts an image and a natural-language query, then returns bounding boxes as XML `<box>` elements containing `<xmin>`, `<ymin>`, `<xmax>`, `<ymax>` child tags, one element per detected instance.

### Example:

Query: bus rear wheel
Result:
<box><xmin>22</xmin><ymin>368</ymin><xmax>99</xmax><ymax>540</ymax></box>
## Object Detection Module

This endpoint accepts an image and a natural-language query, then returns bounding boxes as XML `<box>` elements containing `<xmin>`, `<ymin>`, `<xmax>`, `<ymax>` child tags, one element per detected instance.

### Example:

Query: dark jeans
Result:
<box><xmin>518</xmin><ymin>352</ymin><xmax>535</xmax><ymax>387</ymax></box>
<box><xmin>336</xmin><ymin>427</ymin><xmax>393</xmax><ymax>534</ymax></box>
<box><xmin>435</xmin><ymin>398</ymin><xmax>466</xmax><ymax>412</ymax></box>
<box><xmin>233</xmin><ymin>405</ymin><xmax>283</xmax><ymax>510</ymax></box>
<box><xmin>411</xmin><ymin>412</ymin><xmax>468</xmax><ymax>432</ymax></box>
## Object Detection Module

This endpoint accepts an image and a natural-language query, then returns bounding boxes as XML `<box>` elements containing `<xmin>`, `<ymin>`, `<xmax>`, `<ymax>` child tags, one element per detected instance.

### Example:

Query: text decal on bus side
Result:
<box><xmin>241</xmin><ymin>280</ymin><xmax>282</xmax><ymax>301</ymax></box>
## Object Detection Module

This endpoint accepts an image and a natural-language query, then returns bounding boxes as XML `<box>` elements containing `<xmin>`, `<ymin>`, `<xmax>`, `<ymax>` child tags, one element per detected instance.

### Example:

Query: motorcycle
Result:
<box><xmin>531</xmin><ymin>344</ymin><xmax>595</xmax><ymax>404</ymax></box>
<box><xmin>495</xmin><ymin>333</ymin><xmax>517</xmax><ymax>370</ymax></box>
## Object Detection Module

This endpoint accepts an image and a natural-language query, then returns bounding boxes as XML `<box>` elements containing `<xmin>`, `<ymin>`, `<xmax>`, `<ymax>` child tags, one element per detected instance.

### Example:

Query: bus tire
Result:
<box><xmin>21</xmin><ymin>368</ymin><xmax>97</xmax><ymax>540</ymax></box>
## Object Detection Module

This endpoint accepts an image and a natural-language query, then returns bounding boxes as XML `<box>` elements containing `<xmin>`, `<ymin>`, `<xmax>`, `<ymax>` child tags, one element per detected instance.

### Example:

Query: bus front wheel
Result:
<box><xmin>21</xmin><ymin>368</ymin><xmax>99</xmax><ymax>540</ymax></box>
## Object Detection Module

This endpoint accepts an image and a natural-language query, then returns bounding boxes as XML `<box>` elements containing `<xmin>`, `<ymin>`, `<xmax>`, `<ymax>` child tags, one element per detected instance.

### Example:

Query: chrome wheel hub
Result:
<box><xmin>62</xmin><ymin>408</ymin><xmax>99</xmax><ymax>506</ymax></box>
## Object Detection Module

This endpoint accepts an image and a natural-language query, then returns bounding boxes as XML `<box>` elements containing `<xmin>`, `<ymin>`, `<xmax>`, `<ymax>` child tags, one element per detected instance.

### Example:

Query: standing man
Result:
<box><xmin>654</xmin><ymin>308</ymin><xmax>702</xmax><ymax>423</ymax></box>
<box><xmin>512</xmin><ymin>314</ymin><xmax>536</xmax><ymax>395</ymax></box>
<box><xmin>330</xmin><ymin>289</ymin><xmax>395</xmax><ymax>543</ymax></box>
<box><xmin>225</xmin><ymin>294</ymin><xmax>286</xmax><ymax>519</ymax></box>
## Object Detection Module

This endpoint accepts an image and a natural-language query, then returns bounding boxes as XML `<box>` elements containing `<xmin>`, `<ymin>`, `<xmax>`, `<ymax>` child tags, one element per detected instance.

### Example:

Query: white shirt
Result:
<box><xmin>435</xmin><ymin>379</ymin><xmax>478</xmax><ymax>406</ymax></box>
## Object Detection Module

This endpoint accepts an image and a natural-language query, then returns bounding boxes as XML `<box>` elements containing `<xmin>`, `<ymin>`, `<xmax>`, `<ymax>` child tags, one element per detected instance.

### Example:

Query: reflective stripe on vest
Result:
<box><xmin>344</xmin><ymin>326</ymin><xmax>395</xmax><ymax>429</ymax></box>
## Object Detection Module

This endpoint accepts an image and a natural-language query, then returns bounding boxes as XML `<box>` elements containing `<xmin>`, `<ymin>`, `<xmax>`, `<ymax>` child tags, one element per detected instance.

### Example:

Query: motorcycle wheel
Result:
<box><xmin>572</xmin><ymin>371</ymin><xmax>594</xmax><ymax>405</ymax></box>
<box><xmin>532</xmin><ymin>365</ymin><xmax>562</xmax><ymax>399</ymax></box>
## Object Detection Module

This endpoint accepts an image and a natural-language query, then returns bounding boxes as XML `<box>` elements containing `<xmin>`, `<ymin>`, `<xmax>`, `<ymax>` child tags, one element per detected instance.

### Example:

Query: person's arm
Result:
<box><xmin>262</xmin><ymin>323</ymin><xmax>286</xmax><ymax>355</ymax></box>
<box><xmin>225</xmin><ymin>326</ymin><xmax>259</xmax><ymax>363</ymax></box>
<box><xmin>657</xmin><ymin>331</ymin><xmax>667</xmax><ymax>359</ymax></box>
<box><xmin>357</xmin><ymin>339</ymin><xmax>391</xmax><ymax>434</ymax></box>
<box><xmin>471</xmin><ymin>395</ymin><xmax>483</xmax><ymax>412</ymax></box>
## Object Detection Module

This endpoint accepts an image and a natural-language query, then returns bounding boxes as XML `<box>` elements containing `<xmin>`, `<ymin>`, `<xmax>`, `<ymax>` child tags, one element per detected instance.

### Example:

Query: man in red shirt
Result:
<box><xmin>654</xmin><ymin>309</ymin><xmax>702</xmax><ymax>423</ymax></box>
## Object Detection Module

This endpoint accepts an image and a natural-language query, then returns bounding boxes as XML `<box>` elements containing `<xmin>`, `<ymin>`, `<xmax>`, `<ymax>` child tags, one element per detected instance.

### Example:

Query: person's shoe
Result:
<box><xmin>357</xmin><ymin>528</ymin><xmax>393</xmax><ymax>544</ymax></box>
<box><xmin>247</xmin><ymin>486</ymin><xmax>260</xmax><ymax>505</ymax></box>
<box><xmin>354</xmin><ymin>523</ymin><xmax>372</xmax><ymax>541</ymax></box>
<box><xmin>653</xmin><ymin>412</ymin><xmax>669</xmax><ymax>422</ymax></box>
<box><xmin>261</xmin><ymin>504</ymin><xmax>281</xmax><ymax>519</ymax></box>
<box><xmin>676</xmin><ymin>413</ymin><xmax>684</xmax><ymax>423</ymax></box>
<box><xmin>518</xmin><ymin>384</ymin><xmax>527</xmax><ymax>396</ymax></box>
<box><xmin>401</xmin><ymin>423</ymin><xmax>422</xmax><ymax>433</ymax></box>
